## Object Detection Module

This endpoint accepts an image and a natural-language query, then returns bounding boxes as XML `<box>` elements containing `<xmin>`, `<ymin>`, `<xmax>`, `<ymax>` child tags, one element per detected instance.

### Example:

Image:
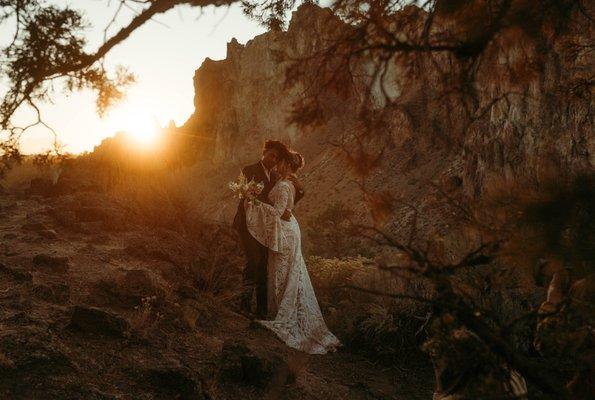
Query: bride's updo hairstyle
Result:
<box><xmin>288</xmin><ymin>151</ymin><xmax>304</xmax><ymax>173</ymax></box>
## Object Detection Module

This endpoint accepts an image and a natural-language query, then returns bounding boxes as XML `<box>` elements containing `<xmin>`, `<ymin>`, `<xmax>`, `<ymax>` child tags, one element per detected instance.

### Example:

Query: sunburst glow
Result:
<box><xmin>105</xmin><ymin>103</ymin><xmax>162</xmax><ymax>146</ymax></box>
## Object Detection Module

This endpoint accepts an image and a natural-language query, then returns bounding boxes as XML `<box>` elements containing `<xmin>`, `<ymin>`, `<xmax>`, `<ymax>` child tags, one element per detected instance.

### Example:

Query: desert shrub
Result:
<box><xmin>396</xmin><ymin>173</ymin><xmax>595</xmax><ymax>397</ymax></box>
<box><xmin>174</xmin><ymin>252</ymin><xmax>244</xmax><ymax>330</ymax></box>
<box><xmin>352</xmin><ymin>301</ymin><xmax>429</xmax><ymax>361</ymax></box>
<box><xmin>164</xmin><ymin>222</ymin><xmax>246</xmax><ymax>330</ymax></box>
<box><xmin>1</xmin><ymin>150</ymin><xmax>71</xmax><ymax>192</ymax></box>
<box><xmin>110</xmin><ymin>169</ymin><xmax>202</xmax><ymax>235</ymax></box>
<box><xmin>1</xmin><ymin>159</ymin><xmax>45</xmax><ymax>192</ymax></box>
<box><xmin>77</xmin><ymin>148</ymin><xmax>247</xmax><ymax>317</ymax></box>
<box><xmin>307</xmin><ymin>255</ymin><xmax>367</xmax><ymax>302</ymax></box>
<box><xmin>135</xmin><ymin>296</ymin><xmax>163</xmax><ymax>320</ymax></box>
<box><xmin>308</xmin><ymin>256</ymin><xmax>430</xmax><ymax>362</ymax></box>
<box><xmin>129</xmin><ymin>295</ymin><xmax>165</xmax><ymax>339</ymax></box>
<box><xmin>184</xmin><ymin>229</ymin><xmax>244</xmax><ymax>307</ymax></box>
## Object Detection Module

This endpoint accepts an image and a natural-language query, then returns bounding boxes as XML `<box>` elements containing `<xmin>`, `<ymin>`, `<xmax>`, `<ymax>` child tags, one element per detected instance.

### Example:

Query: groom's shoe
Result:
<box><xmin>255</xmin><ymin>301</ymin><xmax>268</xmax><ymax>319</ymax></box>
<box><xmin>255</xmin><ymin>309</ymin><xmax>268</xmax><ymax>320</ymax></box>
<box><xmin>238</xmin><ymin>308</ymin><xmax>254</xmax><ymax>320</ymax></box>
<box><xmin>248</xmin><ymin>320</ymin><xmax>267</xmax><ymax>331</ymax></box>
<box><xmin>238</xmin><ymin>302</ymin><xmax>255</xmax><ymax>319</ymax></box>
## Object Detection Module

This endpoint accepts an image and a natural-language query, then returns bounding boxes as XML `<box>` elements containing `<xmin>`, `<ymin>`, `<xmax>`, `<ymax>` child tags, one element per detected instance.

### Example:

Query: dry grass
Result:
<box><xmin>1</xmin><ymin>160</ymin><xmax>44</xmax><ymax>192</ymax></box>
<box><xmin>129</xmin><ymin>296</ymin><xmax>165</xmax><ymax>339</ymax></box>
<box><xmin>186</xmin><ymin>258</ymin><xmax>243</xmax><ymax>306</ymax></box>
<box><xmin>307</xmin><ymin>256</ymin><xmax>431</xmax><ymax>361</ymax></box>
<box><xmin>108</xmin><ymin>167</ymin><xmax>203</xmax><ymax>233</ymax></box>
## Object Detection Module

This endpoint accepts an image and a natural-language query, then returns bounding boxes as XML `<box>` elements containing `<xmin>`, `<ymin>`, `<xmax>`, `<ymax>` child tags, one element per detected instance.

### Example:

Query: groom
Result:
<box><xmin>233</xmin><ymin>139</ymin><xmax>304</xmax><ymax>318</ymax></box>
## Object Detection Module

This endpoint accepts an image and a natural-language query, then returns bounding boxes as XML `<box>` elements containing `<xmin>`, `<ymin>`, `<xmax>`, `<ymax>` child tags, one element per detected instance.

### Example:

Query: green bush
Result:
<box><xmin>308</xmin><ymin>256</ymin><xmax>430</xmax><ymax>362</ymax></box>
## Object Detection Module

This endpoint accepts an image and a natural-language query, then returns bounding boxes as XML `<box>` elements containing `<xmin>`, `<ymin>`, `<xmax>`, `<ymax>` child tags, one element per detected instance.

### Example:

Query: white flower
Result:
<box><xmin>228</xmin><ymin>172</ymin><xmax>264</xmax><ymax>201</ymax></box>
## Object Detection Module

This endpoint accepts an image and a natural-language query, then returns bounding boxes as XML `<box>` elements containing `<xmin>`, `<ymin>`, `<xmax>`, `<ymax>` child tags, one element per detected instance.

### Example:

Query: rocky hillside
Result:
<box><xmin>0</xmin><ymin>185</ymin><xmax>432</xmax><ymax>399</ymax></box>
<box><xmin>181</xmin><ymin>3</ymin><xmax>593</xmax><ymax>243</ymax></box>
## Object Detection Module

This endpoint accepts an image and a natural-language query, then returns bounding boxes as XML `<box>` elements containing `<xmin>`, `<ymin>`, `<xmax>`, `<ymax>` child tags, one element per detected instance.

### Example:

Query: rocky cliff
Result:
<box><xmin>182</xmin><ymin>3</ymin><xmax>593</xmax><ymax>248</ymax></box>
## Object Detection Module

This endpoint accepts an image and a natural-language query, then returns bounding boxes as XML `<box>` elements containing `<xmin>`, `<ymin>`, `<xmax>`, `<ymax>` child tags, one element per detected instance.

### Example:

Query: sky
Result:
<box><xmin>3</xmin><ymin>1</ymin><xmax>267</xmax><ymax>154</ymax></box>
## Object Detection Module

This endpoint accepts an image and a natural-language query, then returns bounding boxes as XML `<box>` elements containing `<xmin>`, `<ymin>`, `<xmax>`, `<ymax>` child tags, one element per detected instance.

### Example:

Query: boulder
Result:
<box><xmin>219</xmin><ymin>341</ymin><xmax>289</xmax><ymax>387</ymax></box>
<box><xmin>38</xmin><ymin>229</ymin><xmax>59</xmax><ymax>239</ymax></box>
<box><xmin>0</xmin><ymin>263</ymin><xmax>32</xmax><ymax>282</ymax></box>
<box><xmin>33</xmin><ymin>283</ymin><xmax>70</xmax><ymax>304</ymax></box>
<box><xmin>121</xmin><ymin>269</ymin><xmax>164</xmax><ymax>299</ymax></box>
<box><xmin>144</xmin><ymin>366</ymin><xmax>206</xmax><ymax>400</ymax></box>
<box><xmin>88</xmin><ymin>270</ymin><xmax>166</xmax><ymax>309</ymax></box>
<box><xmin>0</xmin><ymin>352</ymin><xmax>15</xmax><ymax>372</ymax></box>
<box><xmin>0</xmin><ymin>331</ymin><xmax>76</xmax><ymax>381</ymax></box>
<box><xmin>51</xmin><ymin>209</ymin><xmax>77</xmax><ymax>228</ymax></box>
<box><xmin>74</xmin><ymin>206</ymin><xmax>109</xmax><ymax>222</ymax></box>
<box><xmin>68</xmin><ymin>306</ymin><xmax>129</xmax><ymax>337</ymax></box>
<box><xmin>32</xmin><ymin>254</ymin><xmax>69</xmax><ymax>273</ymax></box>
<box><xmin>73</xmin><ymin>205</ymin><xmax>127</xmax><ymax>232</ymax></box>
<box><xmin>27</xmin><ymin>178</ymin><xmax>53</xmax><ymax>196</ymax></box>
<box><xmin>21</xmin><ymin>222</ymin><xmax>48</xmax><ymax>232</ymax></box>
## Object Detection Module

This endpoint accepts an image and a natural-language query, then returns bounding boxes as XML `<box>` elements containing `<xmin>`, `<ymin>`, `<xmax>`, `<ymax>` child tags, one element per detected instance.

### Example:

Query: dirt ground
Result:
<box><xmin>0</xmin><ymin>190</ymin><xmax>433</xmax><ymax>399</ymax></box>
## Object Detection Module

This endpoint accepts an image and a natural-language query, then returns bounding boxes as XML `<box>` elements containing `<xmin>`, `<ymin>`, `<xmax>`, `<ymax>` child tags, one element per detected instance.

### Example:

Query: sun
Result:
<box><xmin>105</xmin><ymin>103</ymin><xmax>161</xmax><ymax>146</ymax></box>
<box><xmin>126</xmin><ymin>116</ymin><xmax>160</xmax><ymax>145</ymax></box>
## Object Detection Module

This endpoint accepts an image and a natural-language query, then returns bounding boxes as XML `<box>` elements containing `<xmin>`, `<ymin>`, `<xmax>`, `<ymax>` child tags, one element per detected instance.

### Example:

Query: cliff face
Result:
<box><xmin>185</xmin><ymin>5</ymin><xmax>350</xmax><ymax>164</ymax></box>
<box><xmin>183</xmin><ymin>3</ymin><xmax>593</xmax><ymax>245</ymax></box>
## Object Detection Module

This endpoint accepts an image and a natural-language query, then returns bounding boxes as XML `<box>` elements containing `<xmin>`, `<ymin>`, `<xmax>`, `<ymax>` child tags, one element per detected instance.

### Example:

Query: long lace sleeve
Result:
<box><xmin>269</xmin><ymin>183</ymin><xmax>290</xmax><ymax>216</ymax></box>
<box><xmin>245</xmin><ymin>182</ymin><xmax>291</xmax><ymax>252</ymax></box>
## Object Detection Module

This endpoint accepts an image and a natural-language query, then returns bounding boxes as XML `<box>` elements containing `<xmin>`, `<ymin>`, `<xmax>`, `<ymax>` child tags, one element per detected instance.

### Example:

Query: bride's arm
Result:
<box><xmin>244</xmin><ymin>182</ymin><xmax>290</xmax><ymax>221</ymax></box>
<box><xmin>262</xmin><ymin>182</ymin><xmax>290</xmax><ymax>218</ymax></box>
<box><xmin>244</xmin><ymin>183</ymin><xmax>290</xmax><ymax>252</ymax></box>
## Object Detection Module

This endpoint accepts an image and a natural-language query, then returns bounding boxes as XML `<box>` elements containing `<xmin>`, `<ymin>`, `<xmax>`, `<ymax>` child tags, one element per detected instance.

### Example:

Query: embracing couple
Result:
<box><xmin>232</xmin><ymin>140</ymin><xmax>340</xmax><ymax>355</ymax></box>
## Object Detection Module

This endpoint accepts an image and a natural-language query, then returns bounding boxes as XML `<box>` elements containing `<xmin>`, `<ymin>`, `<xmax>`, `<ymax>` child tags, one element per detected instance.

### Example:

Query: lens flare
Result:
<box><xmin>105</xmin><ymin>103</ymin><xmax>161</xmax><ymax>146</ymax></box>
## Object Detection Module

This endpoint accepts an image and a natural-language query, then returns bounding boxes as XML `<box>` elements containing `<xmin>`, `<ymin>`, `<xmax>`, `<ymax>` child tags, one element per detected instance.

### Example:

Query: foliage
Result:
<box><xmin>184</xmin><ymin>228</ymin><xmax>244</xmax><ymax>306</ymax></box>
<box><xmin>0</xmin><ymin>0</ymin><xmax>239</xmax><ymax>149</ymax></box>
<box><xmin>0</xmin><ymin>156</ymin><xmax>38</xmax><ymax>190</ymax></box>
<box><xmin>307</xmin><ymin>255</ymin><xmax>367</xmax><ymax>301</ymax></box>
<box><xmin>129</xmin><ymin>295</ymin><xmax>165</xmax><ymax>338</ymax></box>
<box><xmin>0</xmin><ymin>1</ymin><xmax>135</xmax><ymax>126</ymax></box>
<box><xmin>0</xmin><ymin>0</ymin><xmax>592</xmax><ymax>397</ymax></box>
<box><xmin>345</xmin><ymin>172</ymin><xmax>595</xmax><ymax>399</ymax></box>
<box><xmin>307</xmin><ymin>255</ymin><xmax>430</xmax><ymax>362</ymax></box>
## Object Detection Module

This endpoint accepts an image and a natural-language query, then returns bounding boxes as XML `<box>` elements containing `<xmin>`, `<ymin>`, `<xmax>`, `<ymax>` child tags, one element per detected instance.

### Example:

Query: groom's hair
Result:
<box><xmin>263</xmin><ymin>139</ymin><xmax>289</xmax><ymax>156</ymax></box>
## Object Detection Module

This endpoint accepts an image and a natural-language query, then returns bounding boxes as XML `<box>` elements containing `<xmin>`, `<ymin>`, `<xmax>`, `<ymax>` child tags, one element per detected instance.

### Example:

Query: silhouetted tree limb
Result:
<box><xmin>0</xmin><ymin>0</ymin><xmax>239</xmax><ymax>156</ymax></box>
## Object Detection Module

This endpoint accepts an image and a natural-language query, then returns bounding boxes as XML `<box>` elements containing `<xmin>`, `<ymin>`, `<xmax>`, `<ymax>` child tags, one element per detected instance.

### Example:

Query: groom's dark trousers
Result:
<box><xmin>233</xmin><ymin>162</ymin><xmax>278</xmax><ymax>317</ymax></box>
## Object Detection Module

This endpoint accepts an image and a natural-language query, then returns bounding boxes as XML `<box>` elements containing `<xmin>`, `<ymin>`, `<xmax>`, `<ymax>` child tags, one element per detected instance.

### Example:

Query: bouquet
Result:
<box><xmin>228</xmin><ymin>172</ymin><xmax>264</xmax><ymax>204</ymax></box>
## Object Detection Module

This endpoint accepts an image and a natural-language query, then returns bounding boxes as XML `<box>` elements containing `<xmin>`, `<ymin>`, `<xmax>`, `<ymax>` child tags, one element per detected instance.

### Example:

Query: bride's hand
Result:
<box><xmin>281</xmin><ymin>209</ymin><xmax>292</xmax><ymax>221</ymax></box>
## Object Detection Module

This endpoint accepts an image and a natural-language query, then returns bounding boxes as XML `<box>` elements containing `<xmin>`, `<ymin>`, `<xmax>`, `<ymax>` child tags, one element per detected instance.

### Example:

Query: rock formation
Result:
<box><xmin>182</xmin><ymin>2</ymin><xmax>593</xmax><ymax>251</ymax></box>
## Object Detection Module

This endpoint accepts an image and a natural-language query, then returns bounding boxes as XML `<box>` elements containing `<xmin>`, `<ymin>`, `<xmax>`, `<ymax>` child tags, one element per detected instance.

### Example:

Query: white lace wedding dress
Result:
<box><xmin>245</xmin><ymin>179</ymin><xmax>341</xmax><ymax>354</ymax></box>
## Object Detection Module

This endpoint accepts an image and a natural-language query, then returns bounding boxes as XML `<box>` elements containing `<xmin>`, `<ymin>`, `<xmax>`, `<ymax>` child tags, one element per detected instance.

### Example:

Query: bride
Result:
<box><xmin>244</xmin><ymin>150</ymin><xmax>341</xmax><ymax>355</ymax></box>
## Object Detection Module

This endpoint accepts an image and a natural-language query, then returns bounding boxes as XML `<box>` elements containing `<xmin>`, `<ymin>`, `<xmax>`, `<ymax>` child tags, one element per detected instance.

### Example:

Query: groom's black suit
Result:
<box><xmin>233</xmin><ymin>162</ymin><xmax>279</xmax><ymax>317</ymax></box>
<box><xmin>233</xmin><ymin>161</ymin><xmax>304</xmax><ymax>317</ymax></box>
